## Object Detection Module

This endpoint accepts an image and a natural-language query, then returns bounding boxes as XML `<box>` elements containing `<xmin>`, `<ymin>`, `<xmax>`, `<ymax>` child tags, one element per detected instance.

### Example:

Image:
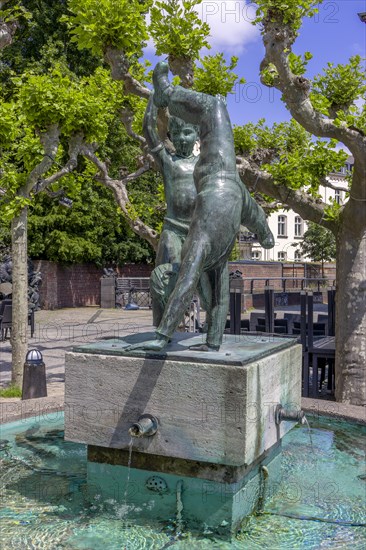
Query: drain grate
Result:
<box><xmin>145</xmin><ymin>475</ymin><xmax>168</xmax><ymax>493</ymax></box>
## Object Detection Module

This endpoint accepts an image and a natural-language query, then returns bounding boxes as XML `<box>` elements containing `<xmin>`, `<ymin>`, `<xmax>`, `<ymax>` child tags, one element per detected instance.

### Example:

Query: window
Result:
<box><xmin>294</xmin><ymin>216</ymin><xmax>303</xmax><ymax>237</ymax></box>
<box><xmin>277</xmin><ymin>215</ymin><xmax>287</xmax><ymax>237</ymax></box>
<box><xmin>335</xmin><ymin>190</ymin><xmax>342</xmax><ymax>204</ymax></box>
<box><xmin>278</xmin><ymin>251</ymin><xmax>287</xmax><ymax>261</ymax></box>
<box><xmin>251</xmin><ymin>250</ymin><xmax>261</xmax><ymax>260</ymax></box>
<box><xmin>294</xmin><ymin>250</ymin><xmax>302</xmax><ymax>262</ymax></box>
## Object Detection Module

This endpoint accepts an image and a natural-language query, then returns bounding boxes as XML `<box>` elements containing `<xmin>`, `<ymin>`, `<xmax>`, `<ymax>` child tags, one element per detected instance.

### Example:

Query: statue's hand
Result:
<box><xmin>152</xmin><ymin>62</ymin><xmax>171</xmax><ymax>108</ymax></box>
<box><xmin>124</xmin><ymin>338</ymin><xmax>169</xmax><ymax>352</ymax></box>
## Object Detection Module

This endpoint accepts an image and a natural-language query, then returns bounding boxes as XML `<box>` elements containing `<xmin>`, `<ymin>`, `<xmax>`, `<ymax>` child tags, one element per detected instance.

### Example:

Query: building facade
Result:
<box><xmin>240</xmin><ymin>157</ymin><xmax>353</xmax><ymax>262</ymax></box>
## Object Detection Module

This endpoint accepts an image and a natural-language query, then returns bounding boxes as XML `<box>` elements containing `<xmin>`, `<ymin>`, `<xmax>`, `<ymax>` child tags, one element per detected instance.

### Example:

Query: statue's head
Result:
<box><xmin>168</xmin><ymin>116</ymin><xmax>198</xmax><ymax>158</ymax></box>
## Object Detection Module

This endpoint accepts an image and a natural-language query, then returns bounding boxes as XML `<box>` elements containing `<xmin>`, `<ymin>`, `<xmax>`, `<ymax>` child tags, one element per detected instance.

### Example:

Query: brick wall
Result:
<box><xmin>33</xmin><ymin>260</ymin><xmax>153</xmax><ymax>309</ymax></box>
<box><xmin>33</xmin><ymin>259</ymin><xmax>336</xmax><ymax>310</ymax></box>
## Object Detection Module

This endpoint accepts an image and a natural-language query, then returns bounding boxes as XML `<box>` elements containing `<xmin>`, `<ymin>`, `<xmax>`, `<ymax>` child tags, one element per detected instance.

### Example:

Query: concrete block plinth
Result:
<box><xmin>65</xmin><ymin>332</ymin><xmax>302</xmax><ymax>467</ymax></box>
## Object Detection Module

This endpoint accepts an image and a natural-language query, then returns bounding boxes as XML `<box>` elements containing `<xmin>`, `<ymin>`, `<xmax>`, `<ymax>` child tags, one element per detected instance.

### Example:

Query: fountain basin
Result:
<box><xmin>0</xmin><ymin>412</ymin><xmax>365</xmax><ymax>548</ymax></box>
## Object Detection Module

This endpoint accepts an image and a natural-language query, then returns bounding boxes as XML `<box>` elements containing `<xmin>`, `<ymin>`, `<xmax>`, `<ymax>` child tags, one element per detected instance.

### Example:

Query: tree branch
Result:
<box><xmin>0</xmin><ymin>1</ymin><xmax>18</xmax><ymax>50</ymax></box>
<box><xmin>80</xmin><ymin>144</ymin><xmax>159</xmax><ymax>250</ymax></box>
<box><xmin>22</xmin><ymin>124</ymin><xmax>60</xmax><ymax>196</ymax></box>
<box><xmin>34</xmin><ymin>133</ymin><xmax>84</xmax><ymax>193</ymax></box>
<box><xmin>320</xmin><ymin>177</ymin><xmax>349</xmax><ymax>193</ymax></box>
<box><xmin>261</xmin><ymin>17</ymin><xmax>366</xmax><ymax>166</ymax></box>
<box><xmin>236</xmin><ymin>156</ymin><xmax>339</xmax><ymax>234</ymax></box>
<box><xmin>168</xmin><ymin>55</ymin><xmax>194</xmax><ymax>88</ymax></box>
<box><xmin>104</xmin><ymin>47</ymin><xmax>151</xmax><ymax>99</ymax></box>
<box><xmin>119</xmin><ymin>107</ymin><xmax>146</xmax><ymax>146</ymax></box>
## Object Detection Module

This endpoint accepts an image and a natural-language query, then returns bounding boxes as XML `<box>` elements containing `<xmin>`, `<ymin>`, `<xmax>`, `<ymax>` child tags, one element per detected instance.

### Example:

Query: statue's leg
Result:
<box><xmin>152</xmin><ymin>230</ymin><xmax>183</xmax><ymax>326</ymax></box>
<box><xmin>153</xmin><ymin>62</ymin><xmax>214</xmax><ymax>125</ymax></box>
<box><xmin>240</xmin><ymin>183</ymin><xmax>274</xmax><ymax>249</ymax></box>
<box><xmin>155</xmin><ymin>238</ymin><xmax>207</xmax><ymax>340</ymax></box>
<box><xmin>155</xmin><ymin>229</ymin><xmax>183</xmax><ymax>270</ymax></box>
<box><xmin>205</xmin><ymin>263</ymin><xmax>230</xmax><ymax>349</ymax></box>
<box><xmin>196</xmin><ymin>271</ymin><xmax>212</xmax><ymax>316</ymax></box>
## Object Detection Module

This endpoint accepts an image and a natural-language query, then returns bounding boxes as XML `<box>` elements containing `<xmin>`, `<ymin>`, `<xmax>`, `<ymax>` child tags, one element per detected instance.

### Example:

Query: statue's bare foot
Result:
<box><xmin>189</xmin><ymin>343</ymin><xmax>220</xmax><ymax>352</ymax></box>
<box><xmin>124</xmin><ymin>335</ymin><xmax>169</xmax><ymax>352</ymax></box>
<box><xmin>153</xmin><ymin>61</ymin><xmax>172</xmax><ymax>108</ymax></box>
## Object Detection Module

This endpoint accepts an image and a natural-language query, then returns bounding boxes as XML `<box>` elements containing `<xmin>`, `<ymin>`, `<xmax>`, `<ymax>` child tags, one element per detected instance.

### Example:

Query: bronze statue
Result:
<box><xmin>144</xmin><ymin>94</ymin><xmax>210</xmax><ymax>327</ymax></box>
<box><xmin>128</xmin><ymin>62</ymin><xmax>274</xmax><ymax>352</ymax></box>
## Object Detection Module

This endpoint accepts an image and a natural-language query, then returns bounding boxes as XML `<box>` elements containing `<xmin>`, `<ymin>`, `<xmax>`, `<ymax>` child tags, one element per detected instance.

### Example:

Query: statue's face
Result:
<box><xmin>170</xmin><ymin>124</ymin><xmax>197</xmax><ymax>158</ymax></box>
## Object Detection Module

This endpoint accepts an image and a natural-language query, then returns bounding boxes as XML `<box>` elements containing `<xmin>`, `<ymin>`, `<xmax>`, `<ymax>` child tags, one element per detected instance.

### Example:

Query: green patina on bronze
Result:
<box><xmin>134</xmin><ymin>62</ymin><xmax>275</xmax><ymax>353</ymax></box>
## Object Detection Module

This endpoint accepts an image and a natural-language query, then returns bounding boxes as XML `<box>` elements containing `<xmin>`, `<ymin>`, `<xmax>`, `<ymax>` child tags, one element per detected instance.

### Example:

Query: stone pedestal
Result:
<box><xmin>64</xmin><ymin>332</ymin><xmax>302</xmax><ymax>533</ymax></box>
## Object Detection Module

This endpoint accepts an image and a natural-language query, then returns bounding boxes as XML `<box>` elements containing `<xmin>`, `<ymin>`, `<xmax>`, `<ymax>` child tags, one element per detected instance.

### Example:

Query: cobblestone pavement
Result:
<box><xmin>0</xmin><ymin>307</ymin><xmax>154</xmax><ymax>398</ymax></box>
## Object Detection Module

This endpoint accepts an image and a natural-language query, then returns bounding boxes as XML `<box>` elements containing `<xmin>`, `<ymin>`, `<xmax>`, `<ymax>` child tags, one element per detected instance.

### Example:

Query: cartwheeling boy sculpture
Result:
<box><xmin>128</xmin><ymin>61</ymin><xmax>274</xmax><ymax>352</ymax></box>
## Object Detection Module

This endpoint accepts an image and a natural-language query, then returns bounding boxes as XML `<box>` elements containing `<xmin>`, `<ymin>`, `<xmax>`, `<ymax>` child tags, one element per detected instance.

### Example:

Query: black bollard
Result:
<box><xmin>22</xmin><ymin>349</ymin><xmax>47</xmax><ymax>400</ymax></box>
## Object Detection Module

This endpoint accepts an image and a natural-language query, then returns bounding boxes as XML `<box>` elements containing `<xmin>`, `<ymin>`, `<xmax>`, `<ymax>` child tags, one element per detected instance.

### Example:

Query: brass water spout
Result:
<box><xmin>128</xmin><ymin>414</ymin><xmax>158</xmax><ymax>437</ymax></box>
<box><xmin>275</xmin><ymin>404</ymin><xmax>306</xmax><ymax>425</ymax></box>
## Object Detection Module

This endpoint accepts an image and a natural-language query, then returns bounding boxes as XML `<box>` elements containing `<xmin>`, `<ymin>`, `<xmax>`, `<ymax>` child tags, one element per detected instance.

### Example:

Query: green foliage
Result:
<box><xmin>261</xmin><ymin>63</ymin><xmax>278</xmax><ymax>86</ymax></box>
<box><xmin>17</xmin><ymin>67</ymin><xmax>124</xmax><ymax>141</ymax></box>
<box><xmin>193</xmin><ymin>54</ymin><xmax>245</xmax><ymax>97</ymax></box>
<box><xmin>0</xmin><ymin>1</ymin><xmax>30</xmax><ymax>24</ymax></box>
<box><xmin>254</xmin><ymin>0</ymin><xmax>319</xmax><ymax>33</ymax></box>
<box><xmin>28</xmin><ymin>181</ymin><xmax>154</xmax><ymax>265</ymax></box>
<box><xmin>0</xmin><ymin>0</ymin><xmax>101</xmax><ymax>96</ymax></box>
<box><xmin>298</xmin><ymin>222</ymin><xmax>336</xmax><ymax>265</ymax></box>
<box><xmin>0</xmin><ymin>102</ymin><xmax>18</xmax><ymax>146</ymax></box>
<box><xmin>312</xmin><ymin>56</ymin><xmax>366</xmax><ymax>111</ymax></box>
<box><xmin>323</xmin><ymin>199</ymin><xmax>342</xmax><ymax>222</ymax></box>
<box><xmin>288</xmin><ymin>51</ymin><xmax>313</xmax><ymax>76</ymax></box>
<box><xmin>234</xmin><ymin>118</ymin><xmax>309</xmax><ymax>156</ymax></box>
<box><xmin>0</xmin><ymin>218</ymin><xmax>11</xmax><ymax>252</ymax></box>
<box><xmin>149</xmin><ymin>0</ymin><xmax>210</xmax><ymax>59</ymax></box>
<box><xmin>62</xmin><ymin>0</ymin><xmax>152</xmax><ymax>57</ymax></box>
<box><xmin>0</xmin><ymin>384</ymin><xmax>22</xmax><ymax>398</ymax></box>
<box><xmin>234</xmin><ymin>119</ymin><xmax>348</xmax><ymax>196</ymax></box>
<box><xmin>1</xmin><ymin>61</ymin><xmax>127</xmax><ymax>222</ymax></box>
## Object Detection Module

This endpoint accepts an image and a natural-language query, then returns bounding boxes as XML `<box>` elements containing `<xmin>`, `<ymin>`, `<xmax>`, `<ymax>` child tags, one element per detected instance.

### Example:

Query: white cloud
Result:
<box><xmin>196</xmin><ymin>1</ymin><xmax>259</xmax><ymax>53</ymax></box>
<box><xmin>145</xmin><ymin>1</ymin><xmax>260</xmax><ymax>55</ymax></box>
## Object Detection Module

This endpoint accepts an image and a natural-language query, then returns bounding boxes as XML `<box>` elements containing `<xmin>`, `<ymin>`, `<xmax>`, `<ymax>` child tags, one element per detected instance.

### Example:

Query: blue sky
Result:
<box><xmin>145</xmin><ymin>1</ymin><xmax>366</xmax><ymax>126</ymax></box>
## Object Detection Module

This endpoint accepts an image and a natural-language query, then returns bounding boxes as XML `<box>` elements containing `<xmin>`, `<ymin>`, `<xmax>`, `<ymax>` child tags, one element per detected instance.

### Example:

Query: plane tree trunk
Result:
<box><xmin>10</xmin><ymin>206</ymin><xmax>28</xmax><ymax>388</ymax></box>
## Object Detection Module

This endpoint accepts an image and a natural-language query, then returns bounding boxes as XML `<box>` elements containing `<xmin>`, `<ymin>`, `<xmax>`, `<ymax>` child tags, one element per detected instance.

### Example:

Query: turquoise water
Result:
<box><xmin>0</xmin><ymin>413</ymin><xmax>365</xmax><ymax>549</ymax></box>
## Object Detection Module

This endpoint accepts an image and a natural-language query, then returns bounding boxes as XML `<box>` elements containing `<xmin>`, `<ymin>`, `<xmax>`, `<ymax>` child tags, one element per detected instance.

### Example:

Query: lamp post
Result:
<box><xmin>22</xmin><ymin>349</ymin><xmax>47</xmax><ymax>400</ymax></box>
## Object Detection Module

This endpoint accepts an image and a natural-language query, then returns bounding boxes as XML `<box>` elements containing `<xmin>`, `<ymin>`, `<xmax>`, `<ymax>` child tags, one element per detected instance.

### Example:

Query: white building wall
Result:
<box><xmin>248</xmin><ymin>160</ymin><xmax>352</xmax><ymax>262</ymax></box>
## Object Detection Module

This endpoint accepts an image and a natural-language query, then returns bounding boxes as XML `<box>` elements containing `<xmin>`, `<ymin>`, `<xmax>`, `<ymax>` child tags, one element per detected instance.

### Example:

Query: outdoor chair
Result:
<box><xmin>255</xmin><ymin>317</ymin><xmax>287</xmax><ymax>334</ymax></box>
<box><xmin>0</xmin><ymin>301</ymin><xmax>35</xmax><ymax>341</ymax></box>
<box><xmin>274</xmin><ymin>318</ymin><xmax>288</xmax><ymax>334</ymax></box>
<box><xmin>299</xmin><ymin>292</ymin><xmax>335</xmax><ymax>397</ymax></box>
<box><xmin>0</xmin><ymin>304</ymin><xmax>12</xmax><ymax>341</ymax></box>
<box><xmin>225</xmin><ymin>318</ymin><xmax>250</xmax><ymax>332</ymax></box>
<box><xmin>0</xmin><ymin>298</ymin><xmax>12</xmax><ymax>317</ymax></box>
<box><xmin>317</xmin><ymin>314</ymin><xmax>329</xmax><ymax>336</ymax></box>
<box><xmin>292</xmin><ymin>321</ymin><xmax>326</xmax><ymax>337</ymax></box>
